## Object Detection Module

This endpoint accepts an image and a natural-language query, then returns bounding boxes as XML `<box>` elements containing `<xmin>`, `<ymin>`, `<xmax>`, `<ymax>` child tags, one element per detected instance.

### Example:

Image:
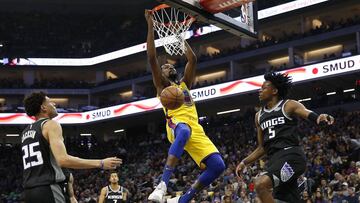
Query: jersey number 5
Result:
<box><xmin>22</xmin><ymin>142</ymin><xmax>44</xmax><ymax>170</ymax></box>
<box><xmin>268</xmin><ymin>126</ymin><xmax>276</xmax><ymax>139</ymax></box>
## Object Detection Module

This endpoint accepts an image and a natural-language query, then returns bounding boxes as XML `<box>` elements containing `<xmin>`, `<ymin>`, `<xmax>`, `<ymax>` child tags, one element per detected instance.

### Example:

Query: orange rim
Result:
<box><xmin>152</xmin><ymin>4</ymin><xmax>170</xmax><ymax>12</ymax></box>
<box><xmin>151</xmin><ymin>4</ymin><xmax>195</xmax><ymax>26</ymax></box>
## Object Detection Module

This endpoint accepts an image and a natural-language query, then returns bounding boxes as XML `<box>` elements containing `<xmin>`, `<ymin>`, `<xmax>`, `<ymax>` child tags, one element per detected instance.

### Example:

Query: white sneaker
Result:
<box><xmin>167</xmin><ymin>196</ymin><xmax>181</xmax><ymax>203</ymax></box>
<box><xmin>148</xmin><ymin>181</ymin><xmax>167</xmax><ymax>203</ymax></box>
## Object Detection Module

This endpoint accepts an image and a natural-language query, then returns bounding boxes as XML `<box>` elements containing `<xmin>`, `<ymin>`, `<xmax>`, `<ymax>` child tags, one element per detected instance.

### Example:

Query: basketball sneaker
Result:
<box><xmin>167</xmin><ymin>196</ymin><xmax>181</xmax><ymax>203</ymax></box>
<box><xmin>148</xmin><ymin>181</ymin><xmax>167</xmax><ymax>203</ymax></box>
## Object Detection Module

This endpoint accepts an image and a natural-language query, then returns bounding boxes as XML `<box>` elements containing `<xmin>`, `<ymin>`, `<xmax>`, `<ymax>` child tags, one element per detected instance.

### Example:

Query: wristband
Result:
<box><xmin>308</xmin><ymin>112</ymin><xmax>319</xmax><ymax>123</ymax></box>
<box><xmin>100</xmin><ymin>160</ymin><xmax>104</xmax><ymax>169</ymax></box>
<box><xmin>241</xmin><ymin>160</ymin><xmax>247</xmax><ymax>166</ymax></box>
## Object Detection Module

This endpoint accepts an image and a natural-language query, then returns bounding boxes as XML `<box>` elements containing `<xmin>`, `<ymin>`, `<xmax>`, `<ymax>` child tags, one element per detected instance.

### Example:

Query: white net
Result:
<box><xmin>152</xmin><ymin>5</ymin><xmax>194</xmax><ymax>56</ymax></box>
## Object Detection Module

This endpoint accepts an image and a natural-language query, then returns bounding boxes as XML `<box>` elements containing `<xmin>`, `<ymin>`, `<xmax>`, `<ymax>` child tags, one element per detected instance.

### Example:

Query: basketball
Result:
<box><xmin>160</xmin><ymin>86</ymin><xmax>185</xmax><ymax>110</ymax></box>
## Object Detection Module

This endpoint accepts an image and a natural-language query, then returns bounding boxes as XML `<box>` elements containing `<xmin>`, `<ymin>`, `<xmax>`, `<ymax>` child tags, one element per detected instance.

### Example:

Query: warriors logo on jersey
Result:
<box><xmin>182</xmin><ymin>89</ymin><xmax>193</xmax><ymax>106</ymax></box>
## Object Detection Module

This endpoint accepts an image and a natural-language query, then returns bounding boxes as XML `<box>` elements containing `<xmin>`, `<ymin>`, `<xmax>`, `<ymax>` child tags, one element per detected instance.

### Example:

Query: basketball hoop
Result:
<box><xmin>152</xmin><ymin>4</ymin><xmax>195</xmax><ymax>56</ymax></box>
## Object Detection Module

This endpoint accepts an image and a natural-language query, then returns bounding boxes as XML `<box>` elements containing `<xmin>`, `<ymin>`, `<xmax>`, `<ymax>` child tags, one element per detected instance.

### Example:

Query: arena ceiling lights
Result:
<box><xmin>298</xmin><ymin>98</ymin><xmax>311</xmax><ymax>102</ymax></box>
<box><xmin>344</xmin><ymin>88</ymin><xmax>355</xmax><ymax>93</ymax></box>
<box><xmin>217</xmin><ymin>109</ymin><xmax>240</xmax><ymax>115</ymax></box>
<box><xmin>6</xmin><ymin>134</ymin><xmax>20</xmax><ymax>137</ymax></box>
<box><xmin>0</xmin><ymin>0</ymin><xmax>329</xmax><ymax>67</ymax></box>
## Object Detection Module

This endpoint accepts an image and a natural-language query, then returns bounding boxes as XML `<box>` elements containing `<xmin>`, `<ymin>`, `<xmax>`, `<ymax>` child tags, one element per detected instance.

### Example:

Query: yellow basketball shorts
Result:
<box><xmin>166</xmin><ymin>117</ymin><xmax>219</xmax><ymax>169</ymax></box>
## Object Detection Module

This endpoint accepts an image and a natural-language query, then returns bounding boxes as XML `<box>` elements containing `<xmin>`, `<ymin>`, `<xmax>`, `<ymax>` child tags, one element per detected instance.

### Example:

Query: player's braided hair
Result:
<box><xmin>264</xmin><ymin>71</ymin><xmax>292</xmax><ymax>99</ymax></box>
<box><xmin>24</xmin><ymin>92</ymin><xmax>46</xmax><ymax>116</ymax></box>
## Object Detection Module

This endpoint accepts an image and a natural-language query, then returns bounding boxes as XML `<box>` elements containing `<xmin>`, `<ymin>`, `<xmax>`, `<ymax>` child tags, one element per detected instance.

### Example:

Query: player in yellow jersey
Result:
<box><xmin>145</xmin><ymin>10</ymin><xmax>226</xmax><ymax>203</ymax></box>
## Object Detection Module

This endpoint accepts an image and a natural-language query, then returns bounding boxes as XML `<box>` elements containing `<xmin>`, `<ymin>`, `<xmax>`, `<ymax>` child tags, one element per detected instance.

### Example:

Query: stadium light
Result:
<box><xmin>197</xmin><ymin>71</ymin><xmax>226</xmax><ymax>81</ymax></box>
<box><xmin>217</xmin><ymin>109</ymin><xmax>240</xmax><ymax>115</ymax></box>
<box><xmin>6</xmin><ymin>134</ymin><xmax>19</xmax><ymax>137</ymax></box>
<box><xmin>119</xmin><ymin>91</ymin><xmax>132</xmax><ymax>98</ymax></box>
<box><xmin>343</xmin><ymin>88</ymin><xmax>355</xmax><ymax>93</ymax></box>
<box><xmin>268</xmin><ymin>56</ymin><xmax>289</xmax><ymax>65</ymax></box>
<box><xmin>114</xmin><ymin>129</ymin><xmax>125</xmax><ymax>133</ymax></box>
<box><xmin>80</xmin><ymin>133</ymin><xmax>92</xmax><ymax>136</ymax></box>
<box><xmin>298</xmin><ymin>98</ymin><xmax>311</xmax><ymax>102</ymax></box>
<box><xmin>306</xmin><ymin>45</ymin><xmax>342</xmax><ymax>58</ymax></box>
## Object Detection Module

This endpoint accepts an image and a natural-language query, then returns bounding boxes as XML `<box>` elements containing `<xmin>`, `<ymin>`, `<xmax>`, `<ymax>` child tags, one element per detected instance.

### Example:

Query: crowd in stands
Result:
<box><xmin>0</xmin><ymin>15</ymin><xmax>359</xmax><ymax>89</ymax></box>
<box><xmin>1</xmin><ymin>2</ymin><xmax>360</xmax><ymax>202</ymax></box>
<box><xmin>104</xmin><ymin>14</ymin><xmax>358</xmax><ymax>88</ymax></box>
<box><xmin>0</xmin><ymin>78</ymin><xmax>93</xmax><ymax>89</ymax></box>
<box><xmin>0</xmin><ymin>14</ymin><xmax>359</xmax><ymax>111</ymax></box>
<box><xmin>0</xmin><ymin>12</ymin><xmax>146</xmax><ymax>58</ymax></box>
<box><xmin>0</xmin><ymin>0</ymin><xmax>307</xmax><ymax>58</ymax></box>
<box><xmin>190</xmin><ymin>16</ymin><xmax>360</xmax><ymax>74</ymax></box>
<box><xmin>30</xmin><ymin>79</ymin><xmax>94</xmax><ymax>89</ymax></box>
<box><xmin>1</xmin><ymin>105</ymin><xmax>360</xmax><ymax>202</ymax></box>
<box><xmin>97</xmin><ymin>70</ymin><xmax>150</xmax><ymax>86</ymax></box>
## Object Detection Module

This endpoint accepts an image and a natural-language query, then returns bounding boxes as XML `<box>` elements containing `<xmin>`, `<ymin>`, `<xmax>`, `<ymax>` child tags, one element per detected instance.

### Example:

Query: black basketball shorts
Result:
<box><xmin>263</xmin><ymin>146</ymin><xmax>306</xmax><ymax>203</ymax></box>
<box><xmin>24</xmin><ymin>184</ymin><xmax>65</xmax><ymax>203</ymax></box>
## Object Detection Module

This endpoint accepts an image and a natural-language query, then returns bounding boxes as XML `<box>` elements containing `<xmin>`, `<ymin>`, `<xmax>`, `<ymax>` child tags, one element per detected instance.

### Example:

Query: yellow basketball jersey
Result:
<box><xmin>162</xmin><ymin>81</ymin><xmax>219</xmax><ymax>168</ymax></box>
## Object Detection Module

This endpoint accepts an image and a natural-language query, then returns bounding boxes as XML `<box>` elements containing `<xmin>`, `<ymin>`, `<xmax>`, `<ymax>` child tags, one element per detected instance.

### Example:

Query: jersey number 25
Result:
<box><xmin>22</xmin><ymin>142</ymin><xmax>44</xmax><ymax>170</ymax></box>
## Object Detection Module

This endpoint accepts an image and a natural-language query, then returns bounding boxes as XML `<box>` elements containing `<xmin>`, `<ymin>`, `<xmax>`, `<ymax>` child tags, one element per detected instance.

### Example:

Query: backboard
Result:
<box><xmin>156</xmin><ymin>0</ymin><xmax>258</xmax><ymax>38</ymax></box>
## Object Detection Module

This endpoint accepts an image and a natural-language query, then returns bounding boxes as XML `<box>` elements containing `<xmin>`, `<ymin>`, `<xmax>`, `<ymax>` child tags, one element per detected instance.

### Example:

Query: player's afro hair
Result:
<box><xmin>24</xmin><ymin>92</ymin><xmax>46</xmax><ymax>117</ymax></box>
<box><xmin>264</xmin><ymin>72</ymin><xmax>292</xmax><ymax>99</ymax></box>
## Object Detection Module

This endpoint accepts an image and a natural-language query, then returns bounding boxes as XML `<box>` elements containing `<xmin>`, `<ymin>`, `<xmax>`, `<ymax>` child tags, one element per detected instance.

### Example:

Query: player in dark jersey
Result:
<box><xmin>98</xmin><ymin>172</ymin><xmax>130</xmax><ymax>203</ymax></box>
<box><xmin>22</xmin><ymin>92</ymin><xmax>122</xmax><ymax>203</ymax></box>
<box><xmin>235</xmin><ymin>72</ymin><xmax>334</xmax><ymax>203</ymax></box>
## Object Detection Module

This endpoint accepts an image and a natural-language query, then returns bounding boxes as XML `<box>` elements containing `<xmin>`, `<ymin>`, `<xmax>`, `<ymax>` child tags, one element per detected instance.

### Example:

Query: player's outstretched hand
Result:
<box><xmin>317</xmin><ymin>114</ymin><xmax>334</xmax><ymax>125</ymax></box>
<box><xmin>102</xmin><ymin>157</ymin><xmax>122</xmax><ymax>170</ymax></box>
<box><xmin>145</xmin><ymin>10</ymin><xmax>153</xmax><ymax>24</ymax></box>
<box><xmin>235</xmin><ymin>161</ymin><xmax>246</xmax><ymax>178</ymax></box>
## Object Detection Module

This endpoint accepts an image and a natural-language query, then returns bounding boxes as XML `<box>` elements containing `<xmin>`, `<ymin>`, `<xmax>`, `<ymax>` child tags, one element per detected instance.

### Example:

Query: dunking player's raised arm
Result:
<box><xmin>145</xmin><ymin>10</ymin><xmax>164</xmax><ymax>95</ymax></box>
<box><xmin>284</xmin><ymin>100</ymin><xmax>335</xmax><ymax>125</ymax></box>
<box><xmin>236</xmin><ymin>112</ymin><xmax>266</xmax><ymax>177</ymax></box>
<box><xmin>181</xmin><ymin>41</ymin><xmax>197</xmax><ymax>88</ymax></box>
